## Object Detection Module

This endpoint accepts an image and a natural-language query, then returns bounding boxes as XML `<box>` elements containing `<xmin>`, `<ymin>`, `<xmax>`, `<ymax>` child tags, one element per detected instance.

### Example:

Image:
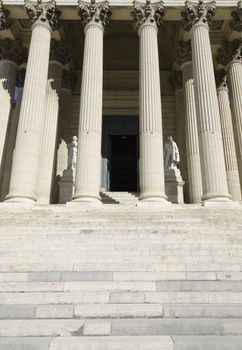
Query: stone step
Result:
<box><xmin>1</xmin><ymin>291</ymin><xmax>242</xmax><ymax>305</ymax></box>
<box><xmin>1</xmin><ymin>254</ymin><xmax>242</xmax><ymax>265</ymax></box>
<box><xmin>1</xmin><ymin>318</ymin><xmax>242</xmax><ymax>336</ymax></box>
<box><xmin>50</xmin><ymin>336</ymin><xmax>174</xmax><ymax>350</ymax></box>
<box><xmin>2</xmin><ymin>303</ymin><xmax>242</xmax><ymax>320</ymax></box>
<box><xmin>1</xmin><ymin>280</ymin><xmax>242</xmax><ymax>293</ymax></box>
<box><xmin>172</xmin><ymin>336</ymin><xmax>242</xmax><ymax>350</ymax></box>
<box><xmin>1</xmin><ymin>271</ymin><xmax>242</xmax><ymax>283</ymax></box>
<box><xmin>0</xmin><ymin>303</ymin><xmax>163</xmax><ymax>319</ymax></box>
<box><xmin>0</xmin><ymin>262</ymin><xmax>240</xmax><ymax>272</ymax></box>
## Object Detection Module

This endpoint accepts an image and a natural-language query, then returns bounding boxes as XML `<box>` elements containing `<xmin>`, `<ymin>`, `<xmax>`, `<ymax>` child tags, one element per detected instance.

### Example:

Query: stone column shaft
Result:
<box><xmin>132</xmin><ymin>0</ymin><xmax>167</xmax><ymax>203</ymax></box>
<box><xmin>37</xmin><ymin>60</ymin><xmax>63</xmax><ymax>204</ymax></box>
<box><xmin>227</xmin><ymin>58</ymin><xmax>242</xmax><ymax>188</ymax></box>
<box><xmin>73</xmin><ymin>23</ymin><xmax>104</xmax><ymax>202</ymax></box>
<box><xmin>192</xmin><ymin>24</ymin><xmax>230</xmax><ymax>202</ymax></box>
<box><xmin>182</xmin><ymin>61</ymin><xmax>203</xmax><ymax>203</ymax></box>
<box><xmin>6</xmin><ymin>22</ymin><xmax>51</xmax><ymax>202</ymax></box>
<box><xmin>1</xmin><ymin>87</ymin><xmax>23</xmax><ymax>200</ymax></box>
<box><xmin>183</xmin><ymin>1</ymin><xmax>230</xmax><ymax>203</ymax></box>
<box><xmin>217</xmin><ymin>78</ymin><xmax>241</xmax><ymax>201</ymax></box>
<box><xmin>138</xmin><ymin>23</ymin><xmax>166</xmax><ymax>201</ymax></box>
<box><xmin>0</xmin><ymin>60</ymin><xmax>17</xmax><ymax>173</ymax></box>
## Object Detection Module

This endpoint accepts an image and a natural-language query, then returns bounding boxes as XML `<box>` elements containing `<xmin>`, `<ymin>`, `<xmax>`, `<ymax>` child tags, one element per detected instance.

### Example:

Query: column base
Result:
<box><xmin>68</xmin><ymin>194</ymin><xmax>102</xmax><ymax>208</ymax></box>
<box><xmin>137</xmin><ymin>193</ymin><xmax>170</xmax><ymax>207</ymax></box>
<box><xmin>201</xmin><ymin>193</ymin><xmax>235</xmax><ymax>207</ymax></box>
<box><xmin>4</xmin><ymin>195</ymin><xmax>35</xmax><ymax>205</ymax></box>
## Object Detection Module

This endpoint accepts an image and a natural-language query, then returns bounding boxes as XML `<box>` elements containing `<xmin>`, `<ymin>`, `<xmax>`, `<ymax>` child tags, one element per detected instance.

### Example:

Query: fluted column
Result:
<box><xmin>37</xmin><ymin>40</ymin><xmax>67</xmax><ymax>204</ymax></box>
<box><xmin>72</xmin><ymin>0</ymin><xmax>111</xmax><ymax>203</ymax></box>
<box><xmin>175</xmin><ymin>41</ymin><xmax>203</xmax><ymax>203</ymax></box>
<box><xmin>183</xmin><ymin>0</ymin><xmax>230</xmax><ymax>203</ymax></box>
<box><xmin>1</xmin><ymin>70</ymin><xmax>25</xmax><ymax>200</ymax></box>
<box><xmin>5</xmin><ymin>0</ymin><xmax>60</xmax><ymax>203</ymax></box>
<box><xmin>132</xmin><ymin>0</ymin><xmax>167</xmax><ymax>203</ymax></box>
<box><xmin>227</xmin><ymin>46</ymin><xmax>242</xmax><ymax>188</ymax></box>
<box><xmin>0</xmin><ymin>38</ymin><xmax>26</xmax><ymax>177</ymax></box>
<box><xmin>216</xmin><ymin>72</ymin><xmax>241</xmax><ymax>201</ymax></box>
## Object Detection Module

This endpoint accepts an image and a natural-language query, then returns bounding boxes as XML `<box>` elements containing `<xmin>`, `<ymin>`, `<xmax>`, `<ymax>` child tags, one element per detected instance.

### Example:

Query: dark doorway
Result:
<box><xmin>110</xmin><ymin>135</ymin><xmax>138</xmax><ymax>192</ymax></box>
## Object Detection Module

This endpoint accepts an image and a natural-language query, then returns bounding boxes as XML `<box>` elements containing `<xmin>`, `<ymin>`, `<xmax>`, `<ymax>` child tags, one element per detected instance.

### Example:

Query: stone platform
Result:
<box><xmin>0</xmin><ymin>200</ymin><xmax>242</xmax><ymax>349</ymax></box>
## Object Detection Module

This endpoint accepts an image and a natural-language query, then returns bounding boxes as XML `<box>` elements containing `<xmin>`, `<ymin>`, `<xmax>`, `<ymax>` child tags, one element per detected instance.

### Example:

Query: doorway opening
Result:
<box><xmin>110</xmin><ymin>135</ymin><xmax>138</xmax><ymax>192</ymax></box>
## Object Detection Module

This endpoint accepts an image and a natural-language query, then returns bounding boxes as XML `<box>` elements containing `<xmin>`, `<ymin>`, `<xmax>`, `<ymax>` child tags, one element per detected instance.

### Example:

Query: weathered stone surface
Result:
<box><xmin>50</xmin><ymin>336</ymin><xmax>174</xmax><ymax>350</ymax></box>
<box><xmin>172</xmin><ymin>336</ymin><xmax>242</xmax><ymax>350</ymax></box>
<box><xmin>0</xmin><ymin>337</ymin><xmax>53</xmax><ymax>350</ymax></box>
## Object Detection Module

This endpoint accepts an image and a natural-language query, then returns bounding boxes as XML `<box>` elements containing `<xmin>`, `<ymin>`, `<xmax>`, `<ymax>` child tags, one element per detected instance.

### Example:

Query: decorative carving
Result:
<box><xmin>0</xmin><ymin>38</ymin><xmax>28</xmax><ymax>65</ymax></box>
<box><xmin>175</xmin><ymin>41</ymin><xmax>192</xmax><ymax>65</ymax></box>
<box><xmin>16</xmin><ymin>69</ymin><xmax>26</xmax><ymax>88</ymax></box>
<box><xmin>182</xmin><ymin>0</ymin><xmax>216</xmax><ymax>32</ymax></box>
<box><xmin>132</xmin><ymin>0</ymin><xmax>164</xmax><ymax>31</ymax></box>
<box><xmin>164</xmin><ymin>136</ymin><xmax>180</xmax><ymax>170</ymax></box>
<box><xmin>25</xmin><ymin>0</ymin><xmax>60</xmax><ymax>31</ymax></box>
<box><xmin>0</xmin><ymin>0</ymin><xmax>11</xmax><ymax>30</ymax></box>
<box><xmin>215</xmin><ymin>69</ymin><xmax>227</xmax><ymax>89</ymax></box>
<box><xmin>62</xmin><ymin>69</ymin><xmax>77</xmax><ymax>90</ymax></box>
<box><xmin>78</xmin><ymin>0</ymin><xmax>111</xmax><ymax>29</ymax></box>
<box><xmin>169</xmin><ymin>71</ymin><xmax>182</xmax><ymax>91</ymax></box>
<box><xmin>230</xmin><ymin>1</ymin><xmax>242</xmax><ymax>32</ymax></box>
<box><xmin>216</xmin><ymin>40</ymin><xmax>242</xmax><ymax>66</ymax></box>
<box><xmin>50</xmin><ymin>39</ymin><xmax>70</xmax><ymax>65</ymax></box>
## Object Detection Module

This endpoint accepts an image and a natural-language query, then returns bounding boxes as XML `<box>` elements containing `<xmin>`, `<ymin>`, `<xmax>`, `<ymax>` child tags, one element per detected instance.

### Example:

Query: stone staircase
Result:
<box><xmin>100</xmin><ymin>191</ymin><xmax>139</xmax><ymax>205</ymax></box>
<box><xmin>0</xmin><ymin>203</ymin><xmax>242</xmax><ymax>349</ymax></box>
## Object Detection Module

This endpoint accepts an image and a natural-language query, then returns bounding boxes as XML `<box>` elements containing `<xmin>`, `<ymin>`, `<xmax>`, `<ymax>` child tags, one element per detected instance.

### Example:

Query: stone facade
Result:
<box><xmin>0</xmin><ymin>0</ymin><xmax>241</xmax><ymax>205</ymax></box>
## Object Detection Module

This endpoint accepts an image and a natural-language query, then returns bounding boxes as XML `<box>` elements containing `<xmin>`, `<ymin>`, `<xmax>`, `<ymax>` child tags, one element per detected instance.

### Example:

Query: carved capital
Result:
<box><xmin>62</xmin><ymin>69</ymin><xmax>77</xmax><ymax>90</ymax></box>
<box><xmin>169</xmin><ymin>71</ymin><xmax>183</xmax><ymax>91</ymax></box>
<box><xmin>132</xmin><ymin>0</ymin><xmax>164</xmax><ymax>31</ymax></box>
<box><xmin>230</xmin><ymin>1</ymin><xmax>242</xmax><ymax>32</ymax></box>
<box><xmin>182</xmin><ymin>0</ymin><xmax>216</xmax><ymax>32</ymax></box>
<box><xmin>25</xmin><ymin>0</ymin><xmax>60</xmax><ymax>31</ymax></box>
<box><xmin>215</xmin><ymin>69</ymin><xmax>227</xmax><ymax>89</ymax></box>
<box><xmin>50</xmin><ymin>39</ymin><xmax>70</xmax><ymax>65</ymax></box>
<box><xmin>17</xmin><ymin>68</ymin><xmax>26</xmax><ymax>88</ymax></box>
<box><xmin>0</xmin><ymin>38</ymin><xmax>28</xmax><ymax>65</ymax></box>
<box><xmin>175</xmin><ymin>41</ymin><xmax>192</xmax><ymax>66</ymax></box>
<box><xmin>0</xmin><ymin>0</ymin><xmax>11</xmax><ymax>30</ymax></box>
<box><xmin>217</xmin><ymin>40</ymin><xmax>242</xmax><ymax>66</ymax></box>
<box><xmin>78</xmin><ymin>0</ymin><xmax>111</xmax><ymax>30</ymax></box>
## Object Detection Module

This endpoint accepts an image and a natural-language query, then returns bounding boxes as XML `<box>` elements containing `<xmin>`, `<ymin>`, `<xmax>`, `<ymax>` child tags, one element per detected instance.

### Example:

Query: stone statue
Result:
<box><xmin>164</xmin><ymin>136</ymin><xmax>180</xmax><ymax>170</ymax></box>
<box><xmin>67</xmin><ymin>136</ymin><xmax>78</xmax><ymax>171</ymax></box>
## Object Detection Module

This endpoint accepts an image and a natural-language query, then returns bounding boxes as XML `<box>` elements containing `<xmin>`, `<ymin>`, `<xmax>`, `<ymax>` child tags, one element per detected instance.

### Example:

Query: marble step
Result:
<box><xmin>0</xmin><ymin>336</ymin><xmax>174</xmax><ymax>350</ymax></box>
<box><xmin>2</xmin><ymin>280</ymin><xmax>242</xmax><ymax>292</ymax></box>
<box><xmin>1</xmin><ymin>271</ymin><xmax>242</xmax><ymax>283</ymax></box>
<box><xmin>0</xmin><ymin>262</ymin><xmax>240</xmax><ymax>272</ymax></box>
<box><xmin>1</xmin><ymin>318</ymin><xmax>242</xmax><ymax>336</ymax></box>
<box><xmin>1</xmin><ymin>291</ymin><xmax>242</xmax><ymax>305</ymax></box>
<box><xmin>2</xmin><ymin>303</ymin><xmax>242</xmax><ymax>320</ymax></box>
<box><xmin>1</xmin><ymin>336</ymin><xmax>242</xmax><ymax>350</ymax></box>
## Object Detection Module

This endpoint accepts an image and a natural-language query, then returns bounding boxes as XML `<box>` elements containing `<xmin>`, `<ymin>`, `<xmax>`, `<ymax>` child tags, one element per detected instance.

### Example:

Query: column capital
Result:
<box><xmin>230</xmin><ymin>1</ymin><xmax>242</xmax><ymax>32</ymax></box>
<box><xmin>132</xmin><ymin>0</ymin><xmax>164</xmax><ymax>32</ymax></box>
<box><xmin>25</xmin><ymin>0</ymin><xmax>61</xmax><ymax>31</ymax></box>
<box><xmin>61</xmin><ymin>69</ymin><xmax>76</xmax><ymax>90</ymax></box>
<box><xmin>78</xmin><ymin>0</ymin><xmax>111</xmax><ymax>31</ymax></box>
<box><xmin>216</xmin><ymin>40</ymin><xmax>242</xmax><ymax>66</ymax></box>
<box><xmin>182</xmin><ymin>0</ymin><xmax>216</xmax><ymax>32</ymax></box>
<box><xmin>0</xmin><ymin>38</ymin><xmax>28</xmax><ymax>65</ymax></box>
<box><xmin>50</xmin><ymin>39</ymin><xmax>70</xmax><ymax>65</ymax></box>
<box><xmin>175</xmin><ymin>41</ymin><xmax>192</xmax><ymax>66</ymax></box>
<box><xmin>169</xmin><ymin>71</ymin><xmax>183</xmax><ymax>92</ymax></box>
<box><xmin>0</xmin><ymin>0</ymin><xmax>11</xmax><ymax>30</ymax></box>
<box><xmin>215</xmin><ymin>69</ymin><xmax>228</xmax><ymax>90</ymax></box>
